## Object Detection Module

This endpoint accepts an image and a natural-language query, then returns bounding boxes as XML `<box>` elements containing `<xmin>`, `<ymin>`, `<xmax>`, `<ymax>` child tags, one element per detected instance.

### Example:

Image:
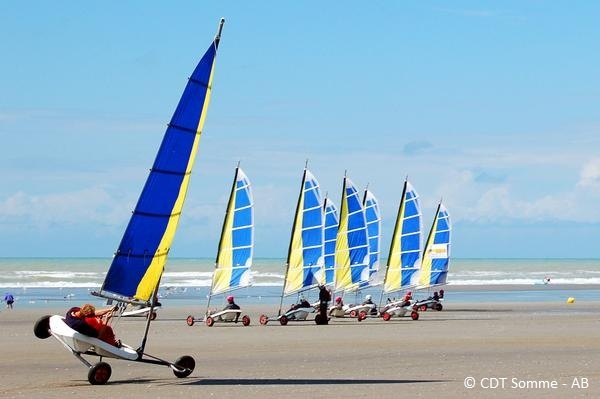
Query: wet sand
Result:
<box><xmin>1</xmin><ymin>300</ymin><xmax>599</xmax><ymax>399</ymax></box>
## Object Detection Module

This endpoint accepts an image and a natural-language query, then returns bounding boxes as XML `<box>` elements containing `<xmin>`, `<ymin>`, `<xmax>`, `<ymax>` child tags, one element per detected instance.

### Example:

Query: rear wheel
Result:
<box><xmin>242</xmin><ymin>315</ymin><xmax>251</xmax><ymax>326</ymax></box>
<box><xmin>88</xmin><ymin>362</ymin><xmax>111</xmax><ymax>385</ymax></box>
<box><xmin>259</xmin><ymin>314</ymin><xmax>269</xmax><ymax>325</ymax></box>
<box><xmin>349</xmin><ymin>310</ymin><xmax>358</xmax><ymax>318</ymax></box>
<box><xmin>382</xmin><ymin>312</ymin><xmax>392</xmax><ymax>321</ymax></box>
<box><xmin>149</xmin><ymin>311</ymin><xmax>157</xmax><ymax>321</ymax></box>
<box><xmin>358</xmin><ymin>311</ymin><xmax>367</xmax><ymax>322</ymax></box>
<box><xmin>420</xmin><ymin>304</ymin><xmax>427</xmax><ymax>311</ymax></box>
<box><xmin>33</xmin><ymin>315</ymin><xmax>52</xmax><ymax>339</ymax></box>
<box><xmin>186</xmin><ymin>315</ymin><xmax>195</xmax><ymax>326</ymax></box>
<box><xmin>410</xmin><ymin>311</ymin><xmax>419</xmax><ymax>321</ymax></box>
<box><xmin>435</xmin><ymin>303</ymin><xmax>443</xmax><ymax>311</ymax></box>
<box><xmin>205</xmin><ymin>316</ymin><xmax>214</xmax><ymax>327</ymax></box>
<box><xmin>279</xmin><ymin>315</ymin><xmax>288</xmax><ymax>326</ymax></box>
<box><xmin>173</xmin><ymin>355</ymin><xmax>195</xmax><ymax>378</ymax></box>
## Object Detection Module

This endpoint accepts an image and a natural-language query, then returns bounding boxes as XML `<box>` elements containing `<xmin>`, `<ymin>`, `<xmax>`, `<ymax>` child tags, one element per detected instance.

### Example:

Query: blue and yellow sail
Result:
<box><xmin>417</xmin><ymin>202</ymin><xmax>451</xmax><ymax>288</ymax></box>
<box><xmin>283</xmin><ymin>169</ymin><xmax>325</xmax><ymax>295</ymax></box>
<box><xmin>383</xmin><ymin>179</ymin><xmax>423</xmax><ymax>293</ymax></box>
<box><xmin>211</xmin><ymin>166</ymin><xmax>254</xmax><ymax>295</ymax></box>
<box><xmin>334</xmin><ymin>176</ymin><xmax>369</xmax><ymax>292</ymax></box>
<box><xmin>360</xmin><ymin>188</ymin><xmax>381</xmax><ymax>289</ymax></box>
<box><xmin>323</xmin><ymin>197</ymin><xmax>339</xmax><ymax>286</ymax></box>
<box><xmin>101</xmin><ymin>20</ymin><xmax>224</xmax><ymax>302</ymax></box>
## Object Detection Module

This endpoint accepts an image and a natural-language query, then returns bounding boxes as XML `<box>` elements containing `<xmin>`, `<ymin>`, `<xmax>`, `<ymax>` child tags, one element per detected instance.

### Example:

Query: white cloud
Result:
<box><xmin>577</xmin><ymin>158</ymin><xmax>600</xmax><ymax>191</ymax></box>
<box><xmin>0</xmin><ymin>187</ymin><xmax>131</xmax><ymax>229</ymax></box>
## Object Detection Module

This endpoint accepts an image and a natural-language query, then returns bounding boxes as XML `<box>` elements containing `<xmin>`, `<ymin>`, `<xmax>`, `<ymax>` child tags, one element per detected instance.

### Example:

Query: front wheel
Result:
<box><xmin>410</xmin><ymin>311</ymin><xmax>419</xmax><ymax>321</ymax></box>
<box><xmin>349</xmin><ymin>310</ymin><xmax>358</xmax><ymax>318</ymax></box>
<box><xmin>88</xmin><ymin>362</ymin><xmax>112</xmax><ymax>385</ymax></box>
<box><xmin>173</xmin><ymin>355</ymin><xmax>195</xmax><ymax>378</ymax></box>
<box><xmin>259</xmin><ymin>314</ymin><xmax>269</xmax><ymax>325</ymax></box>
<box><xmin>242</xmin><ymin>315</ymin><xmax>251</xmax><ymax>326</ymax></box>
<box><xmin>435</xmin><ymin>303</ymin><xmax>443</xmax><ymax>311</ymax></box>
<box><xmin>33</xmin><ymin>315</ymin><xmax>52</xmax><ymax>339</ymax></box>
<box><xmin>279</xmin><ymin>315</ymin><xmax>288</xmax><ymax>326</ymax></box>
<box><xmin>358</xmin><ymin>311</ymin><xmax>367</xmax><ymax>322</ymax></box>
<box><xmin>186</xmin><ymin>315</ymin><xmax>195</xmax><ymax>326</ymax></box>
<box><xmin>382</xmin><ymin>312</ymin><xmax>392</xmax><ymax>321</ymax></box>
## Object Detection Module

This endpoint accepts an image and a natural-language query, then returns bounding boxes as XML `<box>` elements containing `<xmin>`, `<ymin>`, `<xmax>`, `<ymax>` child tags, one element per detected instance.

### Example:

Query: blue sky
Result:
<box><xmin>1</xmin><ymin>2</ymin><xmax>600</xmax><ymax>258</ymax></box>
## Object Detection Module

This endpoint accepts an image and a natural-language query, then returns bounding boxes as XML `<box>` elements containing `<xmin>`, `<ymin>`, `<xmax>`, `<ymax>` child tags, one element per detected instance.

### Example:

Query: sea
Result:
<box><xmin>1</xmin><ymin>258</ymin><xmax>600</xmax><ymax>309</ymax></box>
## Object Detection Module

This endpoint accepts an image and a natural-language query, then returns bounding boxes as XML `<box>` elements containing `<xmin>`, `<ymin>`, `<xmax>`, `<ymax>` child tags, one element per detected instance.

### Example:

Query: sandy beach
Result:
<box><xmin>1</xmin><ymin>299</ymin><xmax>599</xmax><ymax>399</ymax></box>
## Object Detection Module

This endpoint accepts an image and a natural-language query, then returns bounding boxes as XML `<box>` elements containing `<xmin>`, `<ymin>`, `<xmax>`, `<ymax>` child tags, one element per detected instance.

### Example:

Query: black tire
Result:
<box><xmin>279</xmin><ymin>315</ymin><xmax>288</xmax><ymax>326</ymax></box>
<box><xmin>149</xmin><ymin>311</ymin><xmax>157</xmax><ymax>320</ymax></box>
<box><xmin>186</xmin><ymin>315</ymin><xmax>195</xmax><ymax>326</ymax></box>
<box><xmin>173</xmin><ymin>355</ymin><xmax>195</xmax><ymax>378</ymax></box>
<box><xmin>33</xmin><ymin>315</ymin><xmax>52</xmax><ymax>339</ymax></box>
<box><xmin>314</xmin><ymin>313</ymin><xmax>322</xmax><ymax>325</ymax></box>
<box><xmin>88</xmin><ymin>362</ymin><xmax>112</xmax><ymax>385</ymax></box>
<box><xmin>435</xmin><ymin>303</ymin><xmax>443</xmax><ymax>311</ymax></box>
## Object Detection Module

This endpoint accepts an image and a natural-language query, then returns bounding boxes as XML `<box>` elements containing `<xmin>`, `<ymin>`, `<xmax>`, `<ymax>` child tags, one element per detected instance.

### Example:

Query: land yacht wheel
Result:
<box><xmin>279</xmin><ymin>315</ymin><xmax>288</xmax><ymax>326</ymax></box>
<box><xmin>435</xmin><ymin>303</ymin><xmax>443</xmax><ymax>311</ymax></box>
<box><xmin>33</xmin><ymin>315</ymin><xmax>52</xmax><ymax>339</ymax></box>
<box><xmin>259</xmin><ymin>314</ymin><xmax>269</xmax><ymax>325</ymax></box>
<box><xmin>186</xmin><ymin>315</ymin><xmax>195</xmax><ymax>326</ymax></box>
<box><xmin>173</xmin><ymin>355</ymin><xmax>195</xmax><ymax>378</ymax></box>
<box><xmin>205</xmin><ymin>316</ymin><xmax>214</xmax><ymax>327</ymax></box>
<box><xmin>349</xmin><ymin>310</ymin><xmax>358</xmax><ymax>318</ymax></box>
<box><xmin>382</xmin><ymin>312</ymin><xmax>392</xmax><ymax>321</ymax></box>
<box><xmin>242</xmin><ymin>315</ymin><xmax>251</xmax><ymax>326</ymax></box>
<box><xmin>410</xmin><ymin>311</ymin><xmax>419</xmax><ymax>321</ymax></box>
<box><xmin>88</xmin><ymin>362</ymin><xmax>112</xmax><ymax>385</ymax></box>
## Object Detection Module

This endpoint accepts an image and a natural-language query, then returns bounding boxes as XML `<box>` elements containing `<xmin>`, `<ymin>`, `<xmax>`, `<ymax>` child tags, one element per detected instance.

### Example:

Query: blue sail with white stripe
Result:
<box><xmin>334</xmin><ymin>176</ymin><xmax>370</xmax><ymax>292</ymax></box>
<box><xmin>323</xmin><ymin>197</ymin><xmax>339</xmax><ymax>286</ymax></box>
<box><xmin>211</xmin><ymin>166</ymin><xmax>254</xmax><ymax>295</ymax></box>
<box><xmin>383</xmin><ymin>179</ymin><xmax>423</xmax><ymax>293</ymax></box>
<box><xmin>282</xmin><ymin>168</ymin><xmax>324</xmax><ymax>295</ymax></box>
<box><xmin>418</xmin><ymin>202</ymin><xmax>451</xmax><ymax>288</ymax></box>
<box><xmin>359</xmin><ymin>189</ymin><xmax>381</xmax><ymax>289</ymax></box>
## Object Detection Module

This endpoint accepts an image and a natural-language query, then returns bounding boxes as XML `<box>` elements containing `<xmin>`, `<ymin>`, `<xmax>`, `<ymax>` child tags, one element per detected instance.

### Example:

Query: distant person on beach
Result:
<box><xmin>329</xmin><ymin>296</ymin><xmax>344</xmax><ymax>316</ymax></box>
<box><xmin>65</xmin><ymin>304</ymin><xmax>121</xmax><ymax>347</ymax></box>
<box><xmin>362</xmin><ymin>294</ymin><xmax>377</xmax><ymax>315</ymax></box>
<box><xmin>4</xmin><ymin>293</ymin><xmax>14</xmax><ymax>309</ymax></box>
<box><xmin>543</xmin><ymin>276</ymin><xmax>551</xmax><ymax>285</ymax></box>
<box><xmin>318</xmin><ymin>284</ymin><xmax>331</xmax><ymax>324</ymax></box>
<box><xmin>400</xmin><ymin>291</ymin><xmax>413</xmax><ymax>307</ymax></box>
<box><xmin>289</xmin><ymin>295</ymin><xmax>311</xmax><ymax>311</ymax></box>
<box><xmin>222</xmin><ymin>295</ymin><xmax>240</xmax><ymax>322</ymax></box>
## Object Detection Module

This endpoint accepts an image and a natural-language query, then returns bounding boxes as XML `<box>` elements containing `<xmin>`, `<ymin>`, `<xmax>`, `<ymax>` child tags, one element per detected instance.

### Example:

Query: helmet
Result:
<box><xmin>335</xmin><ymin>296</ymin><xmax>342</xmax><ymax>303</ymax></box>
<box><xmin>434</xmin><ymin>291</ymin><xmax>438</xmax><ymax>296</ymax></box>
<box><xmin>407</xmin><ymin>291</ymin><xmax>412</xmax><ymax>296</ymax></box>
<box><xmin>226</xmin><ymin>295</ymin><xmax>234</xmax><ymax>303</ymax></box>
<box><xmin>365</xmin><ymin>294</ymin><xmax>372</xmax><ymax>301</ymax></box>
<box><xmin>439</xmin><ymin>289</ymin><xmax>444</xmax><ymax>294</ymax></box>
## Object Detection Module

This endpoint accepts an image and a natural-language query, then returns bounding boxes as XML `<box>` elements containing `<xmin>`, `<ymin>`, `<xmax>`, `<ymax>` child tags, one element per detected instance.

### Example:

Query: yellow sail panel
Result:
<box><xmin>334</xmin><ymin>185</ymin><xmax>352</xmax><ymax>291</ymax></box>
<box><xmin>284</xmin><ymin>192</ymin><xmax>305</xmax><ymax>294</ymax></box>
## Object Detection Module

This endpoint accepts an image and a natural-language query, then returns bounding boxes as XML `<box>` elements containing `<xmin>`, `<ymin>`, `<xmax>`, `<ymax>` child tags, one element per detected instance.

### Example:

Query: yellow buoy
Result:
<box><xmin>566</xmin><ymin>297</ymin><xmax>575</xmax><ymax>304</ymax></box>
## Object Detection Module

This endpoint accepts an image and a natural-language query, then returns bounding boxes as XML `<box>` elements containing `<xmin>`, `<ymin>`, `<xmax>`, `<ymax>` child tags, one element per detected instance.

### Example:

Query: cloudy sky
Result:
<box><xmin>1</xmin><ymin>1</ymin><xmax>600</xmax><ymax>258</ymax></box>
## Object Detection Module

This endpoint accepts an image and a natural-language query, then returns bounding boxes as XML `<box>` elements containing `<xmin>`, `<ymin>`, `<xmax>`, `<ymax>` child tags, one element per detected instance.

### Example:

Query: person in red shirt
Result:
<box><xmin>66</xmin><ymin>304</ymin><xmax>121</xmax><ymax>347</ymax></box>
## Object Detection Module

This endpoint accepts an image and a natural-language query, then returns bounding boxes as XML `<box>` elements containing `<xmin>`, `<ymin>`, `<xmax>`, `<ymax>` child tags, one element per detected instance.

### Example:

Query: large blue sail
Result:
<box><xmin>100</xmin><ymin>22</ymin><xmax>223</xmax><ymax>302</ymax></box>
